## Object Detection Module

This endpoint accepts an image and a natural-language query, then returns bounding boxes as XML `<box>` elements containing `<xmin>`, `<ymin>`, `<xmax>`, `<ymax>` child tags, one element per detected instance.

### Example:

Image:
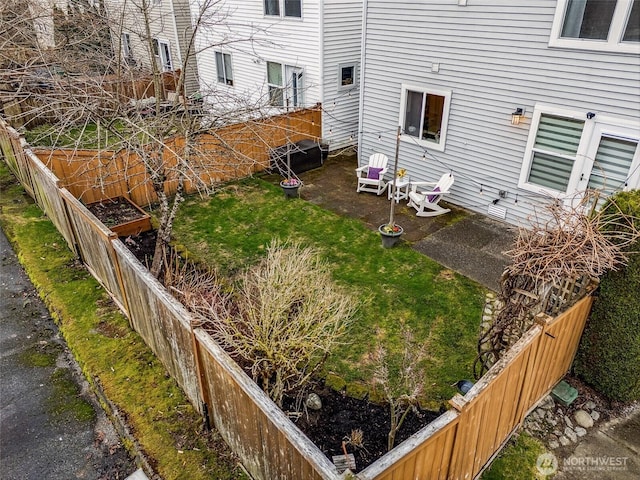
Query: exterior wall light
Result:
<box><xmin>511</xmin><ymin>107</ymin><xmax>525</xmax><ymax>125</ymax></box>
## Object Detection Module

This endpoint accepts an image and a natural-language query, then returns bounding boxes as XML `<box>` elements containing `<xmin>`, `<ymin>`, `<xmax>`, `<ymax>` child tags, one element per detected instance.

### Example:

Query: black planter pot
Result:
<box><xmin>379</xmin><ymin>224</ymin><xmax>403</xmax><ymax>248</ymax></box>
<box><xmin>280</xmin><ymin>181</ymin><xmax>301</xmax><ymax>199</ymax></box>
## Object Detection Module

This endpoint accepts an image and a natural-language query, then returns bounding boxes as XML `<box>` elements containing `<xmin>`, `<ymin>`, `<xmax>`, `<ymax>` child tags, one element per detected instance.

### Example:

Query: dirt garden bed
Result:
<box><xmin>282</xmin><ymin>383</ymin><xmax>441</xmax><ymax>471</ymax></box>
<box><xmin>86</xmin><ymin>197</ymin><xmax>152</xmax><ymax>237</ymax></box>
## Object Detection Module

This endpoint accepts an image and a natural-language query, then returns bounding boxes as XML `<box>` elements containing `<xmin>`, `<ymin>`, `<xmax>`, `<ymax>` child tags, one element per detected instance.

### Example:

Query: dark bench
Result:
<box><xmin>269</xmin><ymin>139</ymin><xmax>328</xmax><ymax>175</ymax></box>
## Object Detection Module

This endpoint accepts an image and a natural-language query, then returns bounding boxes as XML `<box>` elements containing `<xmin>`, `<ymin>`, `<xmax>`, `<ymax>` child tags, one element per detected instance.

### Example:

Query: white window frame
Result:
<box><xmin>121</xmin><ymin>32</ymin><xmax>132</xmax><ymax>59</ymax></box>
<box><xmin>215</xmin><ymin>51</ymin><xmax>233</xmax><ymax>86</ymax></box>
<box><xmin>153</xmin><ymin>39</ymin><xmax>172</xmax><ymax>72</ymax></box>
<box><xmin>264</xmin><ymin>0</ymin><xmax>302</xmax><ymax>19</ymax></box>
<box><xmin>398</xmin><ymin>84</ymin><xmax>452</xmax><ymax>153</ymax></box>
<box><xmin>518</xmin><ymin>104</ymin><xmax>640</xmax><ymax>199</ymax></box>
<box><xmin>267</xmin><ymin>62</ymin><xmax>305</xmax><ymax>107</ymax></box>
<box><xmin>338</xmin><ymin>63</ymin><xmax>358</xmax><ymax>90</ymax></box>
<box><xmin>549</xmin><ymin>0</ymin><xmax>640</xmax><ymax>54</ymax></box>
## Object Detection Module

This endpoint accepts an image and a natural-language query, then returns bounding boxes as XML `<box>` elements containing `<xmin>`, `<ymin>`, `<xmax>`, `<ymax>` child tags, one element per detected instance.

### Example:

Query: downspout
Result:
<box><xmin>168</xmin><ymin>0</ymin><xmax>185</xmax><ymax>96</ymax></box>
<box><xmin>357</xmin><ymin>0</ymin><xmax>369</xmax><ymax>166</ymax></box>
<box><xmin>319</xmin><ymin>0</ymin><xmax>325</xmax><ymax>142</ymax></box>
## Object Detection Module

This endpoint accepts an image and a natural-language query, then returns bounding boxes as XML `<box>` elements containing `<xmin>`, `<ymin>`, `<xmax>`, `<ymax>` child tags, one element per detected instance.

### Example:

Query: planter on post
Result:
<box><xmin>379</xmin><ymin>224</ymin><xmax>403</xmax><ymax>248</ymax></box>
<box><xmin>280</xmin><ymin>179</ymin><xmax>301</xmax><ymax>199</ymax></box>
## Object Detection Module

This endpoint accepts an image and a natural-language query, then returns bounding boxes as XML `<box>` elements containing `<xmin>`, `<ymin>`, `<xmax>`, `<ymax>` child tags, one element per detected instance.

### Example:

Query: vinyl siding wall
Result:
<box><xmin>193</xmin><ymin>1</ymin><xmax>321</xmax><ymax>114</ymax></box>
<box><xmin>171</xmin><ymin>0</ymin><xmax>199</xmax><ymax>95</ymax></box>
<box><xmin>104</xmin><ymin>0</ymin><xmax>185</xmax><ymax>86</ymax></box>
<box><xmin>321</xmin><ymin>0</ymin><xmax>363</xmax><ymax>150</ymax></box>
<box><xmin>193</xmin><ymin>1</ymin><xmax>363</xmax><ymax>151</ymax></box>
<box><xmin>359</xmin><ymin>0</ymin><xmax>640</xmax><ymax>226</ymax></box>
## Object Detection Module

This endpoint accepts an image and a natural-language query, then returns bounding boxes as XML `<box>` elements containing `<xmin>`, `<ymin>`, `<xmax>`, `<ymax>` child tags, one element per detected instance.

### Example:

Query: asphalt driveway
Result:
<box><xmin>0</xmin><ymin>228</ymin><xmax>136</xmax><ymax>480</ymax></box>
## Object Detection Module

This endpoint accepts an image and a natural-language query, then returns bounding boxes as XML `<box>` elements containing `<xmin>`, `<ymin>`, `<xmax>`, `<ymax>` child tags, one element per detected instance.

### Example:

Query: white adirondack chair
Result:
<box><xmin>355</xmin><ymin>153</ymin><xmax>389</xmax><ymax>195</ymax></box>
<box><xmin>407</xmin><ymin>173</ymin><xmax>455</xmax><ymax>217</ymax></box>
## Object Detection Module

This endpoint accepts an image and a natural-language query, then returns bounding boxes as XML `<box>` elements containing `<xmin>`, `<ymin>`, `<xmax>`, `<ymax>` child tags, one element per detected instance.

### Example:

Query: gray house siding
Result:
<box><xmin>172</xmin><ymin>0</ymin><xmax>199</xmax><ymax>95</ymax></box>
<box><xmin>359</xmin><ymin>1</ymin><xmax>640</xmax><ymax>226</ymax></box>
<box><xmin>322</xmin><ymin>0</ymin><xmax>363</xmax><ymax>150</ymax></box>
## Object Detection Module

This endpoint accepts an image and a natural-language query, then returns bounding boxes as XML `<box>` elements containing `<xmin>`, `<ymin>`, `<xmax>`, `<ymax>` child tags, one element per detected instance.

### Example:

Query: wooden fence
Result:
<box><xmin>1</xmin><ymin>118</ymin><xmax>595</xmax><ymax>480</ymax></box>
<box><xmin>1</xmin><ymin>71</ymin><xmax>180</xmax><ymax>129</ymax></box>
<box><xmin>37</xmin><ymin>106</ymin><xmax>321</xmax><ymax>207</ymax></box>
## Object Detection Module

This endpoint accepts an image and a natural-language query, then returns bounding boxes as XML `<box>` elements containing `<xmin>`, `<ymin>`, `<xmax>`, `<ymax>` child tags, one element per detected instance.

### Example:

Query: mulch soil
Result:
<box><xmin>283</xmin><ymin>384</ymin><xmax>441</xmax><ymax>472</ymax></box>
<box><xmin>86</xmin><ymin>197</ymin><xmax>145</xmax><ymax>228</ymax></box>
<box><xmin>120</xmin><ymin>230</ymin><xmax>157</xmax><ymax>266</ymax></box>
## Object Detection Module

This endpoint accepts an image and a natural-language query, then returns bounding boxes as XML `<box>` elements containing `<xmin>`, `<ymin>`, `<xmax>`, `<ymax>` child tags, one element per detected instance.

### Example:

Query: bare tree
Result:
<box><xmin>370</xmin><ymin>327</ymin><xmax>428</xmax><ymax>451</ymax></box>
<box><xmin>167</xmin><ymin>240</ymin><xmax>357</xmax><ymax>408</ymax></box>
<box><xmin>2</xmin><ymin>0</ymin><xmax>310</xmax><ymax>277</ymax></box>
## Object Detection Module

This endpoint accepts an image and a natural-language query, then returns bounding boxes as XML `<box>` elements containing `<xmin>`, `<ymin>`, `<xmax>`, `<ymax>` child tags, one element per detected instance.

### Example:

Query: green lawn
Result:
<box><xmin>24</xmin><ymin>121</ymin><xmax>132</xmax><ymax>149</ymax></box>
<box><xmin>171</xmin><ymin>178</ymin><xmax>487</xmax><ymax>409</ymax></box>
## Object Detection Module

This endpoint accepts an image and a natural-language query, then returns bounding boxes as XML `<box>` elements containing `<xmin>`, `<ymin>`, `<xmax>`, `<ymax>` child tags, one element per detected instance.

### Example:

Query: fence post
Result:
<box><xmin>190</xmin><ymin>323</ymin><xmax>211</xmax><ymax>427</ymax></box>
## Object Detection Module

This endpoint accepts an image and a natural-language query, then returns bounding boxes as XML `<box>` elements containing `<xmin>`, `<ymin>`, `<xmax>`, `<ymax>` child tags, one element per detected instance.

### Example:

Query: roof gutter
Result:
<box><xmin>357</xmin><ymin>0</ymin><xmax>369</xmax><ymax>166</ymax></box>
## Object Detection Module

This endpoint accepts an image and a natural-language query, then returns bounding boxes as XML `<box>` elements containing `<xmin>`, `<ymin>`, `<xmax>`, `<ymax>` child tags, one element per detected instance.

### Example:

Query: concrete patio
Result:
<box><xmin>290</xmin><ymin>152</ymin><xmax>517</xmax><ymax>292</ymax></box>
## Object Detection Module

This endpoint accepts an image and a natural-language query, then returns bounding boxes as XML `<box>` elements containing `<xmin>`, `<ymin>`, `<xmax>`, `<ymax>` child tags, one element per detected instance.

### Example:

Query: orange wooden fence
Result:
<box><xmin>37</xmin><ymin>106</ymin><xmax>322</xmax><ymax>207</ymax></box>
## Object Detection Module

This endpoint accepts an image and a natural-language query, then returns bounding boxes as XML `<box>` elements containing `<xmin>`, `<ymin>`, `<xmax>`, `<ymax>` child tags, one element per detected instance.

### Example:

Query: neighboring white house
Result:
<box><xmin>102</xmin><ymin>0</ymin><xmax>199</xmax><ymax>95</ymax></box>
<box><xmin>358</xmin><ymin>0</ymin><xmax>640</xmax><ymax>226</ymax></box>
<box><xmin>191</xmin><ymin>0</ymin><xmax>363</xmax><ymax>150</ymax></box>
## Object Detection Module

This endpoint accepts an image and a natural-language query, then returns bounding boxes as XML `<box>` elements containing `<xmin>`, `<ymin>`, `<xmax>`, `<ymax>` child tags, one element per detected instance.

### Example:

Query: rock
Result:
<box><xmin>559</xmin><ymin>435</ymin><xmax>571</xmax><ymax>446</ymax></box>
<box><xmin>564</xmin><ymin>427</ymin><xmax>577</xmax><ymax>443</ymax></box>
<box><xmin>575</xmin><ymin>426</ymin><xmax>587</xmax><ymax>437</ymax></box>
<box><xmin>549</xmin><ymin>440</ymin><xmax>560</xmax><ymax>449</ymax></box>
<box><xmin>547</xmin><ymin>418</ymin><xmax>558</xmax><ymax>427</ymax></box>
<box><xmin>590</xmin><ymin>410</ymin><xmax>600</xmax><ymax>422</ymax></box>
<box><xmin>585</xmin><ymin>401</ymin><xmax>596</xmax><ymax>410</ymax></box>
<box><xmin>553</xmin><ymin>429</ymin><xmax>562</xmax><ymax>438</ymax></box>
<box><xmin>486</xmin><ymin>292</ymin><xmax>495</xmax><ymax>299</ymax></box>
<box><xmin>564</xmin><ymin>415</ymin><xmax>573</xmax><ymax>428</ymax></box>
<box><xmin>305</xmin><ymin>393</ymin><xmax>322</xmax><ymax>411</ymax></box>
<box><xmin>574</xmin><ymin>409</ymin><xmax>594</xmax><ymax>428</ymax></box>
<box><xmin>540</xmin><ymin>395</ymin><xmax>555</xmax><ymax>410</ymax></box>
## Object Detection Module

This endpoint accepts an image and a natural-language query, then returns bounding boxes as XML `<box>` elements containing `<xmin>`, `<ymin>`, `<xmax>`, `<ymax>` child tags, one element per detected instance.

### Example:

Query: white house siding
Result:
<box><xmin>321</xmin><ymin>0</ymin><xmax>363</xmax><ymax>150</ymax></box>
<box><xmin>171</xmin><ymin>0</ymin><xmax>199</xmax><ymax>95</ymax></box>
<box><xmin>359</xmin><ymin>1</ymin><xmax>640</xmax><ymax>227</ymax></box>
<box><xmin>193</xmin><ymin>1</ymin><xmax>321</xmax><ymax>116</ymax></box>
<box><xmin>104</xmin><ymin>0</ymin><xmax>187</xmax><ymax>87</ymax></box>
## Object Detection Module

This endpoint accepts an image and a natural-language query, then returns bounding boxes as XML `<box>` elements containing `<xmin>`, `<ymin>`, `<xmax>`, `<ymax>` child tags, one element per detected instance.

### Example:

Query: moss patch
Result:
<box><xmin>482</xmin><ymin>433</ymin><xmax>549</xmax><ymax>480</ymax></box>
<box><xmin>47</xmin><ymin>368</ymin><xmax>96</xmax><ymax>424</ymax></box>
<box><xmin>18</xmin><ymin>342</ymin><xmax>62</xmax><ymax>368</ymax></box>
<box><xmin>0</xmin><ymin>162</ymin><xmax>245</xmax><ymax>480</ymax></box>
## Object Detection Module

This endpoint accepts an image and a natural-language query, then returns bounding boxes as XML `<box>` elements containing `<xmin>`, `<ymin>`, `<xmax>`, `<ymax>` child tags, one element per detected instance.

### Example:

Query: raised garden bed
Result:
<box><xmin>86</xmin><ymin>197</ymin><xmax>152</xmax><ymax>237</ymax></box>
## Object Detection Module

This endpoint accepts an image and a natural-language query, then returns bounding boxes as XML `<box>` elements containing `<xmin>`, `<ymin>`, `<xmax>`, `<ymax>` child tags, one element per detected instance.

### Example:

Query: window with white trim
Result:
<box><xmin>549</xmin><ymin>0</ymin><xmax>640</xmax><ymax>53</ymax></box>
<box><xmin>264</xmin><ymin>0</ymin><xmax>301</xmax><ymax>18</ymax></box>
<box><xmin>215</xmin><ymin>52</ymin><xmax>233</xmax><ymax>86</ymax></box>
<box><xmin>519</xmin><ymin>106</ymin><xmax>640</xmax><ymax>201</ymax></box>
<box><xmin>121</xmin><ymin>33</ymin><xmax>132</xmax><ymax>59</ymax></box>
<box><xmin>267</xmin><ymin>62</ymin><xmax>304</xmax><ymax>107</ymax></box>
<box><xmin>338</xmin><ymin>63</ymin><xmax>357</xmax><ymax>89</ymax></box>
<box><xmin>399</xmin><ymin>85</ymin><xmax>451</xmax><ymax>151</ymax></box>
<box><xmin>153</xmin><ymin>39</ymin><xmax>172</xmax><ymax>72</ymax></box>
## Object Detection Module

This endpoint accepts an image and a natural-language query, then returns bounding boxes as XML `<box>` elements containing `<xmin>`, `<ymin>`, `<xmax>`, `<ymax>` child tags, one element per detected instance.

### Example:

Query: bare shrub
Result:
<box><xmin>166</xmin><ymin>240</ymin><xmax>357</xmax><ymax>408</ymax></box>
<box><xmin>370</xmin><ymin>327</ymin><xmax>427</xmax><ymax>451</ymax></box>
<box><xmin>475</xmin><ymin>194</ymin><xmax>640</xmax><ymax>378</ymax></box>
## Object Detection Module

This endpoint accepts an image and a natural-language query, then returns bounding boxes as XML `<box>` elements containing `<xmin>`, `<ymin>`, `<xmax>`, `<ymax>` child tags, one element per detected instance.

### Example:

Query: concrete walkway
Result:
<box><xmin>552</xmin><ymin>404</ymin><xmax>640</xmax><ymax>479</ymax></box>
<box><xmin>0</xmin><ymin>228</ymin><xmax>136</xmax><ymax>479</ymax></box>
